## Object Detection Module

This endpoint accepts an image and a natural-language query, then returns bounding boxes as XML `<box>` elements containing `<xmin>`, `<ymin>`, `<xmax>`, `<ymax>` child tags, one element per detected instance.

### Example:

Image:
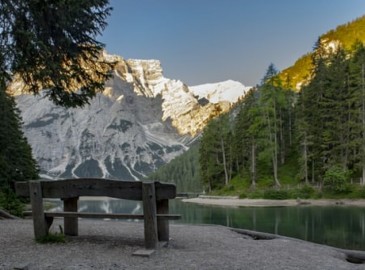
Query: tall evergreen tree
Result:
<box><xmin>348</xmin><ymin>41</ymin><xmax>365</xmax><ymax>185</ymax></box>
<box><xmin>233</xmin><ymin>88</ymin><xmax>261</xmax><ymax>187</ymax></box>
<box><xmin>0</xmin><ymin>0</ymin><xmax>113</xmax><ymax>107</ymax></box>
<box><xmin>0</xmin><ymin>87</ymin><xmax>38</xmax><ymax>189</ymax></box>
<box><xmin>258</xmin><ymin>64</ymin><xmax>285</xmax><ymax>187</ymax></box>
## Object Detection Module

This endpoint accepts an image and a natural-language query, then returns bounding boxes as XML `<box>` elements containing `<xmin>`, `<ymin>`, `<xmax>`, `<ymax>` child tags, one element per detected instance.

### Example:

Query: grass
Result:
<box><xmin>36</xmin><ymin>225</ymin><xmax>66</xmax><ymax>244</ymax></box>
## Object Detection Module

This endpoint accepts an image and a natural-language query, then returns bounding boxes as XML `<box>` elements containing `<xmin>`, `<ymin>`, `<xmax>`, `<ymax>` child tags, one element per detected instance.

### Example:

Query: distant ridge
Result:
<box><xmin>279</xmin><ymin>15</ymin><xmax>365</xmax><ymax>90</ymax></box>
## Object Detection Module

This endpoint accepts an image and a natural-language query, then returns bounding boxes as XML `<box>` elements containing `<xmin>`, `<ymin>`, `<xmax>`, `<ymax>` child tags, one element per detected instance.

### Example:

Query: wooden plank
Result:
<box><xmin>44</xmin><ymin>212</ymin><xmax>145</xmax><ymax>219</ymax></box>
<box><xmin>27</xmin><ymin>211</ymin><xmax>181</xmax><ymax>220</ymax></box>
<box><xmin>29</xmin><ymin>181</ymin><xmax>48</xmax><ymax>239</ymax></box>
<box><xmin>63</xmin><ymin>197</ymin><xmax>78</xmax><ymax>236</ymax></box>
<box><xmin>42</xmin><ymin>179</ymin><xmax>143</xmax><ymax>200</ymax></box>
<box><xmin>157</xmin><ymin>199</ymin><xmax>169</xmax><ymax>241</ymax></box>
<box><xmin>154</xmin><ymin>181</ymin><xmax>177</xmax><ymax>200</ymax></box>
<box><xmin>15</xmin><ymin>179</ymin><xmax>177</xmax><ymax>200</ymax></box>
<box><xmin>142</xmin><ymin>182</ymin><xmax>158</xmax><ymax>249</ymax></box>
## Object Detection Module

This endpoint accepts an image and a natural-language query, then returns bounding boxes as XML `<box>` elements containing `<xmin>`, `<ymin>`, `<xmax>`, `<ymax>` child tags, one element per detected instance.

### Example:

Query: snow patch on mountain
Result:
<box><xmin>190</xmin><ymin>80</ymin><xmax>251</xmax><ymax>104</ymax></box>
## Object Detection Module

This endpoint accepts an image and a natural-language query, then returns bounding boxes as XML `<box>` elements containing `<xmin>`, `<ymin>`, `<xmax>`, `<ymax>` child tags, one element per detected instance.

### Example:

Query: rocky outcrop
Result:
<box><xmin>15</xmin><ymin>53</ymin><xmax>250</xmax><ymax>180</ymax></box>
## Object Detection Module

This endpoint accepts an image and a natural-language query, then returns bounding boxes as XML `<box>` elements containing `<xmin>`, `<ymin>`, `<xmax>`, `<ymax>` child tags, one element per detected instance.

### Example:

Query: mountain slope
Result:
<box><xmin>279</xmin><ymin>15</ymin><xmax>365</xmax><ymax>89</ymax></box>
<box><xmin>15</xmin><ymin>53</ymin><xmax>250</xmax><ymax>180</ymax></box>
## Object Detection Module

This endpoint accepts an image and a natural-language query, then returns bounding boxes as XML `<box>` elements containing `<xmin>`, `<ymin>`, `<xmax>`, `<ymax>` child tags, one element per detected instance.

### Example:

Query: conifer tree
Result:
<box><xmin>258</xmin><ymin>64</ymin><xmax>284</xmax><ymax>187</ymax></box>
<box><xmin>233</xmin><ymin>88</ymin><xmax>261</xmax><ymax>187</ymax></box>
<box><xmin>0</xmin><ymin>0</ymin><xmax>113</xmax><ymax>107</ymax></box>
<box><xmin>0</xmin><ymin>86</ymin><xmax>38</xmax><ymax>189</ymax></box>
<box><xmin>348</xmin><ymin>42</ymin><xmax>365</xmax><ymax>185</ymax></box>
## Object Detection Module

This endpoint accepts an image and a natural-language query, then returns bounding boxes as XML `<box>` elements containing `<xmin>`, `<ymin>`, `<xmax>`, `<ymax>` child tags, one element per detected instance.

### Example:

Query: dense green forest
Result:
<box><xmin>152</xmin><ymin>40</ymin><xmax>365</xmax><ymax>199</ymax></box>
<box><xmin>148</xmin><ymin>142</ymin><xmax>203</xmax><ymax>193</ymax></box>
<box><xmin>199</xmin><ymin>41</ymin><xmax>365</xmax><ymax>198</ymax></box>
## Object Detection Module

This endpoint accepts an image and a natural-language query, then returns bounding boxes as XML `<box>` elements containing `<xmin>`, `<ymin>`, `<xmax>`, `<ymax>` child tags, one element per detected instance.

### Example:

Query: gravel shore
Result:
<box><xmin>1</xmin><ymin>219</ymin><xmax>365</xmax><ymax>270</ymax></box>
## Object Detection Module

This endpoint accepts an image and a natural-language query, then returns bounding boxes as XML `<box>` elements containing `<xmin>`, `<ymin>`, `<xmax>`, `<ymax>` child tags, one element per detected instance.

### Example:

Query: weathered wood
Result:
<box><xmin>25</xmin><ymin>211</ymin><xmax>181</xmax><ymax>220</ymax></box>
<box><xmin>157</xmin><ymin>199</ymin><xmax>169</xmax><ymax>241</ymax></box>
<box><xmin>45</xmin><ymin>212</ymin><xmax>145</xmax><ymax>219</ymax></box>
<box><xmin>16</xmin><ymin>179</ymin><xmax>181</xmax><ymax>249</ymax></box>
<box><xmin>29</xmin><ymin>181</ymin><xmax>48</xmax><ymax>239</ymax></box>
<box><xmin>142</xmin><ymin>182</ymin><xmax>158</xmax><ymax>249</ymax></box>
<box><xmin>15</xmin><ymin>179</ymin><xmax>176</xmax><ymax>200</ymax></box>
<box><xmin>63</xmin><ymin>197</ymin><xmax>78</xmax><ymax>236</ymax></box>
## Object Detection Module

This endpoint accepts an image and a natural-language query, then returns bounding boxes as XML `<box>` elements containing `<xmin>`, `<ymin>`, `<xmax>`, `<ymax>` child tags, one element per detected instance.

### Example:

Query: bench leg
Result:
<box><xmin>63</xmin><ymin>197</ymin><xmax>78</xmax><ymax>236</ymax></box>
<box><xmin>157</xmin><ymin>199</ymin><xmax>169</xmax><ymax>241</ymax></box>
<box><xmin>29</xmin><ymin>181</ymin><xmax>48</xmax><ymax>240</ymax></box>
<box><xmin>142</xmin><ymin>182</ymin><xmax>158</xmax><ymax>249</ymax></box>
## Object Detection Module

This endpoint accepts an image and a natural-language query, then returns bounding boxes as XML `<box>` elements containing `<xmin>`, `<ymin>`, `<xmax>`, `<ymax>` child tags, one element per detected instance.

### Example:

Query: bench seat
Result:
<box><xmin>23</xmin><ymin>211</ymin><xmax>181</xmax><ymax>220</ymax></box>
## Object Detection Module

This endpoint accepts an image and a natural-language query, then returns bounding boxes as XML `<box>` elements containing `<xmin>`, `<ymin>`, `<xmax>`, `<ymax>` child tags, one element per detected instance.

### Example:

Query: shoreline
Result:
<box><xmin>181</xmin><ymin>197</ymin><xmax>365</xmax><ymax>207</ymax></box>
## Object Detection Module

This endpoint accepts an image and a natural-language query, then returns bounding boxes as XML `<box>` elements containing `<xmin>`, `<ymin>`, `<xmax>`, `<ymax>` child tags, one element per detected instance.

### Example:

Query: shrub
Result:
<box><xmin>239</xmin><ymin>192</ymin><xmax>247</xmax><ymax>199</ymax></box>
<box><xmin>36</xmin><ymin>233</ymin><xmax>66</xmax><ymax>244</ymax></box>
<box><xmin>0</xmin><ymin>188</ymin><xmax>25</xmax><ymax>217</ymax></box>
<box><xmin>36</xmin><ymin>225</ymin><xmax>66</xmax><ymax>244</ymax></box>
<box><xmin>247</xmin><ymin>190</ymin><xmax>264</xmax><ymax>199</ymax></box>
<box><xmin>295</xmin><ymin>184</ymin><xmax>315</xmax><ymax>199</ymax></box>
<box><xmin>263</xmin><ymin>189</ymin><xmax>290</xmax><ymax>200</ymax></box>
<box><xmin>323</xmin><ymin>165</ymin><xmax>351</xmax><ymax>194</ymax></box>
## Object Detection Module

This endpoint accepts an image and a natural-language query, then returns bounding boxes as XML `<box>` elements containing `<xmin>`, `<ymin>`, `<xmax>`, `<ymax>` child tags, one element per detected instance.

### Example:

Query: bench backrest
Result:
<box><xmin>15</xmin><ymin>178</ymin><xmax>176</xmax><ymax>201</ymax></box>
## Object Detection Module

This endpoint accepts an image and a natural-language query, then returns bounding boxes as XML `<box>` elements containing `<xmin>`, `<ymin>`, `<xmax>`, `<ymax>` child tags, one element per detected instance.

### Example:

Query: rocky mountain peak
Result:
<box><xmin>15</xmin><ymin>52</ymin><xmax>251</xmax><ymax>180</ymax></box>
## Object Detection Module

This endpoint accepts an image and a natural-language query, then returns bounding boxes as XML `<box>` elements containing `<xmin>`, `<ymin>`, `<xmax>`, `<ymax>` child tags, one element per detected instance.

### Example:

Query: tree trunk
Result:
<box><xmin>273</xmin><ymin>102</ymin><xmax>280</xmax><ymax>187</ymax></box>
<box><xmin>288</xmin><ymin>103</ymin><xmax>293</xmax><ymax>146</ymax></box>
<box><xmin>251</xmin><ymin>141</ymin><xmax>256</xmax><ymax>188</ymax></box>
<box><xmin>221</xmin><ymin>137</ymin><xmax>229</xmax><ymax>186</ymax></box>
<box><xmin>303</xmin><ymin>134</ymin><xmax>309</xmax><ymax>185</ymax></box>
<box><xmin>279</xmin><ymin>108</ymin><xmax>285</xmax><ymax>165</ymax></box>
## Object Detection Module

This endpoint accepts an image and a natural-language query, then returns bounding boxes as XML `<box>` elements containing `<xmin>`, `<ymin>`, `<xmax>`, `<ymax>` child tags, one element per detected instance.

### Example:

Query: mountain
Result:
<box><xmin>14</xmin><ymin>53</ymin><xmax>250</xmax><ymax>180</ymax></box>
<box><xmin>279</xmin><ymin>15</ymin><xmax>365</xmax><ymax>90</ymax></box>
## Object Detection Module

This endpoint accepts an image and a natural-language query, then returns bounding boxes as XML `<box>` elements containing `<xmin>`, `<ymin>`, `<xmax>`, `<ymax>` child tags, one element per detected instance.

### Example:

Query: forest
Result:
<box><xmin>151</xmin><ymin>40</ymin><xmax>365</xmax><ymax>199</ymax></box>
<box><xmin>198</xmin><ymin>40</ymin><xmax>365</xmax><ymax>198</ymax></box>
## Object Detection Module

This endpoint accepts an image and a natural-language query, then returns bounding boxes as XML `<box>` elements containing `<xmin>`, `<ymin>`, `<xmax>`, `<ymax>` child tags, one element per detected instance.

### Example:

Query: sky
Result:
<box><xmin>99</xmin><ymin>0</ymin><xmax>365</xmax><ymax>87</ymax></box>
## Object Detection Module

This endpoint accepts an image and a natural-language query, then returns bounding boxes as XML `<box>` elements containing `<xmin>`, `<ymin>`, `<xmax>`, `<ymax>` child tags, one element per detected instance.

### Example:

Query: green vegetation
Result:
<box><xmin>199</xmin><ymin>40</ymin><xmax>365</xmax><ymax>199</ymax></box>
<box><xmin>149</xmin><ymin>16</ymin><xmax>365</xmax><ymax>200</ymax></box>
<box><xmin>0</xmin><ymin>0</ymin><xmax>113</xmax><ymax>107</ymax></box>
<box><xmin>153</xmin><ymin>40</ymin><xmax>365</xmax><ymax>199</ymax></box>
<box><xmin>0</xmin><ymin>88</ymin><xmax>38</xmax><ymax>215</ymax></box>
<box><xmin>148</xmin><ymin>142</ymin><xmax>202</xmax><ymax>193</ymax></box>
<box><xmin>0</xmin><ymin>188</ymin><xmax>25</xmax><ymax>217</ymax></box>
<box><xmin>36</xmin><ymin>226</ymin><xmax>66</xmax><ymax>244</ymax></box>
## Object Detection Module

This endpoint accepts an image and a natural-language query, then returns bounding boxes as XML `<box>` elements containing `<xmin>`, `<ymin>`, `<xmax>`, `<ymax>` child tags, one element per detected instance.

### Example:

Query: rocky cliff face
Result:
<box><xmin>15</xmin><ymin>53</ymin><xmax>250</xmax><ymax>180</ymax></box>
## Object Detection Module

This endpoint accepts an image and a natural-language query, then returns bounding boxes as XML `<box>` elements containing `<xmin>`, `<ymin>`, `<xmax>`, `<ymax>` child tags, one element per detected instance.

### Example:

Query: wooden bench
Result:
<box><xmin>15</xmin><ymin>178</ymin><xmax>181</xmax><ymax>250</ymax></box>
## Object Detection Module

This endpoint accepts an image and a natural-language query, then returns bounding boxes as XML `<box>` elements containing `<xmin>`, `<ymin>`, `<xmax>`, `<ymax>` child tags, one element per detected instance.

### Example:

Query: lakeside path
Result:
<box><xmin>182</xmin><ymin>197</ymin><xmax>365</xmax><ymax>207</ymax></box>
<box><xmin>1</xmin><ymin>219</ymin><xmax>365</xmax><ymax>270</ymax></box>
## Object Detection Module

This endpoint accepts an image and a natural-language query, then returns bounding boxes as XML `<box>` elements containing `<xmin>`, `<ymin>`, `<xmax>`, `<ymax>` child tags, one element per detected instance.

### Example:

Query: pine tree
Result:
<box><xmin>348</xmin><ymin>41</ymin><xmax>365</xmax><ymax>185</ymax></box>
<box><xmin>258</xmin><ymin>64</ymin><xmax>285</xmax><ymax>187</ymax></box>
<box><xmin>0</xmin><ymin>85</ymin><xmax>38</xmax><ymax>189</ymax></box>
<box><xmin>233</xmin><ymin>88</ymin><xmax>261</xmax><ymax>187</ymax></box>
<box><xmin>0</xmin><ymin>0</ymin><xmax>113</xmax><ymax>107</ymax></box>
<box><xmin>199</xmin><ymin>113</ymin><xmax>233</xmax><ymax>191</ymax></box>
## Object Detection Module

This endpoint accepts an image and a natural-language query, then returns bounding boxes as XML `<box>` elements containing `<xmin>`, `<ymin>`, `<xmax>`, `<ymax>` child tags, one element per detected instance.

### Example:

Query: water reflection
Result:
<box><xmin>48</xmin><ymin>198</ymin><xmax>365</xmax><ymax>250</ymax></box>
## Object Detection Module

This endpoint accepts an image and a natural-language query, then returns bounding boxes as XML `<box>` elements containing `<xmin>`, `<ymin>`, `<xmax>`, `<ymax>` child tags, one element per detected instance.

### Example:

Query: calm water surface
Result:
<box><xmin>50</xmin><ymin>198</ymin><xmax>365</xmax><ymax>251</ymax></box>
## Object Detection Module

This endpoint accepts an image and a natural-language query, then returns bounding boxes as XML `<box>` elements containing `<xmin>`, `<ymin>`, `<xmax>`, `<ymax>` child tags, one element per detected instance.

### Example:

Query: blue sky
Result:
<box><xmin>100</xmin><ymin>0</ymin><xmax>365</xmax><ymax>86</ymax></box>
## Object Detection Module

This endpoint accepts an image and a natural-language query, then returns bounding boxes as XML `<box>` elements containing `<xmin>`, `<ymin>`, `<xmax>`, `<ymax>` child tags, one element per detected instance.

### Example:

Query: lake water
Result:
<box><xmin>49</xmin><ymin>198</ymin><xmax>365</xmax><ymax>251</ymax></box>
